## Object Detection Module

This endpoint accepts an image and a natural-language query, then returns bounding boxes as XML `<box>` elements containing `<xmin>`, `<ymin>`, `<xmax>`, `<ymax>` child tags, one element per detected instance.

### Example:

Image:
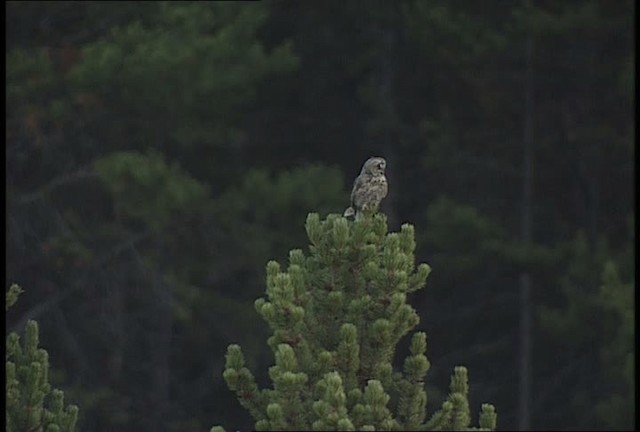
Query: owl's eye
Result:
<box><xmin>378</xmin><ymin>162</ymin><xmax>385</xmax><ymax>169</ymax></box>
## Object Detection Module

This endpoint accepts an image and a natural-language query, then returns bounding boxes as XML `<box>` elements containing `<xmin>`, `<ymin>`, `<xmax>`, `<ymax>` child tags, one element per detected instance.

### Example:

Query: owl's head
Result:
<box><xmin>362</xmin><ymin>157</ymin><xmax>386</xmax><ymax>176</ymax></box>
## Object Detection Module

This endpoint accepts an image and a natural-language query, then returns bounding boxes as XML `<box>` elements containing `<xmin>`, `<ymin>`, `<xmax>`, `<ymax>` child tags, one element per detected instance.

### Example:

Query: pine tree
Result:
<box><xmin>6</xmin><ymin>284</ymin><xmax>79</xmax><ymax>432</ymax></box>
<box><xmin>212</xmin><ymin>214</ymin><xmax>497</xmax><ymax>431</ymax></box>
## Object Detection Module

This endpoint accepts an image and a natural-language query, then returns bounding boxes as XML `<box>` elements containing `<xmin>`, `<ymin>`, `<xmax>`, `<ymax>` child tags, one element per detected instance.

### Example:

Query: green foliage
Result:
<box><xmin>6</xmin><ymin>283</ymin><xmax>24</xmax><ymax>311</ymax></box>
<box><xmin>6</xmin><ymin>285</ymin><xmax>79</xmax><ymax>432</ymax></box>
<box><xmin>217</xmin><ymin>165</ymin><xmax>347</xmax><ymax>229</ymax></box>
<box><xmin>6</xmin><ymin>49</ymin><xmax>55</xmax><ymax>103</ymax></box>
<box><xmin>94</xmin><ymin>150</ymin><xmax>209</xmax><ymax>230</ymax></box>
<box><xmin>215</xmin><ymin>214</ymin><xmax>495</xmax><ymax>430</ymax></box>
<box><xmin>210</xmin><ymin>165</ymin><xmax>348</xmax><ymax>288</ymax></box>
<box><xmin>423</xmin><ymin>197</ymin><xmax>506</xmax><ymax>276</ymax></box>
<box><xmin>538</xmin><ymin>230</ymin><xmax>619</xmax><ymax>344</ymax></box>
<box><xmin>70</xmin><ymin>1</ymin><xmax>298</xmax><ymax>149</ymax></box>
<box><xmin>539</xmin><ymin>230</ymin><xmax>635</xmax><ymax>430</ymax></box>
<box><xmin>421</xmin><ymin>196</ymin><xmax>558</xmax><ymax>285</ymax></box>
<box><xmin>595</xmin><ymin>262</ymin><xmax>634</xmax><ymax>429</ymax></box>
<box><xmin>404</xmin><ymin>1</ymin><xmax>508</xmax><ymax>64</ymax></box>
<box><xmin>5</xmin><ymin>1</ymin><xmax>632</xmax><ymax>430</ymax></box>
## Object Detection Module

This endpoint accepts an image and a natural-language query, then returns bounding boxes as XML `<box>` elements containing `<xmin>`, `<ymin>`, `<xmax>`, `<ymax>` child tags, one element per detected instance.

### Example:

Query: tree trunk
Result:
<box><xmin>147</xmin><ymin>252</ymin><xmax>174</xmax><ymax>430</ymax></box>
<box><xmin>369</xmin><ymin>5</ymin><xmax>401</xmax><ymax>228</ymax></box>
<box><xmin>518</xmin><ymin>22</ymin><xmax>535</xmax><ymax>432</ymax></box>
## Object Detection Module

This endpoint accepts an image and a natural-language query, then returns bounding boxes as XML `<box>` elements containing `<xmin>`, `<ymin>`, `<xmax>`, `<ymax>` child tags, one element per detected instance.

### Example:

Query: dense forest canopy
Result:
<box><xmin>6</xmin><ymin>1</ymin><xmax>634</xmax><ymax>431</ymax></box>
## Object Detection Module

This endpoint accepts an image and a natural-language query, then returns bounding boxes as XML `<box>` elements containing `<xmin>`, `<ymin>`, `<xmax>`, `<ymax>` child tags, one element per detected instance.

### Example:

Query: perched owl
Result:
<box><xmin>343</xmin><ymin>157</ymin><xmax>388</xmax><ymax>220</ymax></box>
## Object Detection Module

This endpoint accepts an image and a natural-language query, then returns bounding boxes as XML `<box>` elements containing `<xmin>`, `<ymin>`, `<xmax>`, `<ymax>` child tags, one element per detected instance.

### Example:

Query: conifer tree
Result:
<box><xmin>212</xmin><ymin>214</ymin><xmax>497</xmax><ymax>431</ymax></box>
<box><xmin>6</xmin><ymin>284</ymin><xmax>79</xmax><ymax>432</ymax></box>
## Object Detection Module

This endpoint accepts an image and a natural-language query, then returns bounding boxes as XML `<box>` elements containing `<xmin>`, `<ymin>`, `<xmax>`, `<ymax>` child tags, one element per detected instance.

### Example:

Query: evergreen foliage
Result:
<box><xmin>5</xmin><ymin>1</ymin><xmax>632</xmax><ymax>430</ymax></box>
<box><xmin>595</xmin><ymin>261</ymin><xmax>634</xmax><ymax>429</ymax></box>
<box><xmin>539</xmin><ymin>233</ymin><xmax>635</xmax><ymax>430</ymax></box>
<box><xmin>94</xmin><ymin>150</ymin><xmax>210</xmax><ymax>231</ymax></box>
<box><xmin>214</xmin><ymin>214</ymin><xmax>496</xmax><ymax>431</ymax></box>
<box><xmin>6</xmin><ymin>284</ymin><xmax>79</xmax><ymax>432</ymax></box>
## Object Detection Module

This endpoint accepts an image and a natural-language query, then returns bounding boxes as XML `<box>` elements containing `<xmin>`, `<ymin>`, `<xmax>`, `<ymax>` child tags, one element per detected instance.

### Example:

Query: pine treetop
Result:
<box><xmin>214</xmin><ymin>213</ymin><xmax>496</xmax><ymax>431</ymax></box>
<box><xmin>6</xmin><ymin>285</ymin><xmax>80</xmax><ymax>432</ymax></box>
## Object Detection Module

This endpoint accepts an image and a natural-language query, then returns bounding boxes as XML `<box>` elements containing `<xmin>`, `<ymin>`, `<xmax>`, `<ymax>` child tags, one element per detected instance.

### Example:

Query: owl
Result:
<box><xmin>343</xmin><ymin>157</ymin><xmax>388</xmax><ymax>220</ymax></box>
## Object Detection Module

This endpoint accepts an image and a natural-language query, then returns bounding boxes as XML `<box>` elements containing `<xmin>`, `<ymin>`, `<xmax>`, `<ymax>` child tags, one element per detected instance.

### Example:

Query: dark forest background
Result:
<box><xmin>5</xmin><ymin>1</ymin><xmax>634</xmax><ymax>431</ymax></box>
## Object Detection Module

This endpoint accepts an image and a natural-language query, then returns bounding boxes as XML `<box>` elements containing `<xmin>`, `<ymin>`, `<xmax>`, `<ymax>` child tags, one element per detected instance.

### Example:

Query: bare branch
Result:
<box><xmin>16</xmin><ymin>168</ymin><xmax>101</xmax><ymax>206</ymax></box>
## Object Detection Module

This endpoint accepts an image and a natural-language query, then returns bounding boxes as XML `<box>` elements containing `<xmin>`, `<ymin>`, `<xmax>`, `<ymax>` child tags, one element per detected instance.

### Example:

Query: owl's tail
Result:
<box><xmin>343</xmin><ymin>207</ymin><xmax>355</xmax><ymax>218</ymax></box>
